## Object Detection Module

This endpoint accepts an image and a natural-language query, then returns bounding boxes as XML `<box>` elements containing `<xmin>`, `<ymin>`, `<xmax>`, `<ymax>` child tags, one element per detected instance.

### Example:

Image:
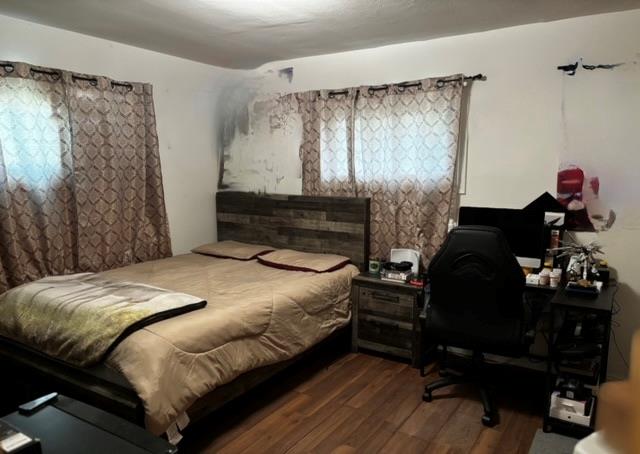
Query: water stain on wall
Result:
<box><xmin>217</xmin><ymin>67</ymin><xmax>303</xmax><ymax>193</ymax></box>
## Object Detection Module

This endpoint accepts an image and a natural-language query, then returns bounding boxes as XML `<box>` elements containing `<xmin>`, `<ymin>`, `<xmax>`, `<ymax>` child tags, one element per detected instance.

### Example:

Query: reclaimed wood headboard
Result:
<box><xmin>216</xmin><ymin>192</ymin><xmax>370</xmax><ymax>270</ymax></box>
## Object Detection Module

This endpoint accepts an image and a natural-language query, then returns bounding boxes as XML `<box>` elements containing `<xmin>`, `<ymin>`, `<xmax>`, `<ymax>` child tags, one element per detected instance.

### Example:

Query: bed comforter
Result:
<box><xmin>98</xmin><ymin>253</ymin><xmax>358</xmax><ymax>434</ymax></box>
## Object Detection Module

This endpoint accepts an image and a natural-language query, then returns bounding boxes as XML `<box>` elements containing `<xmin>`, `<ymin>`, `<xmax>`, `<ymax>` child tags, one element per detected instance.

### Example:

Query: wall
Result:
<box><xmin>222</xmin><ymin>9</ymin><xmax>640</xmax><ymax>379</ymax></box>
<box><xmin>0</xmin><ymin>14</ymin><xmax>237</xmax><ymax>254</ymax></box>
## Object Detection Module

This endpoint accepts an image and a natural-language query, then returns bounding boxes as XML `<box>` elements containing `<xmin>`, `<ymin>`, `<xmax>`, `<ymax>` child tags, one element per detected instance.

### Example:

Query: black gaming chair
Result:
<box><xmin>421</xmin><ymin>225</ymin><xmax>537</xmax><ymax>426</ymax></box>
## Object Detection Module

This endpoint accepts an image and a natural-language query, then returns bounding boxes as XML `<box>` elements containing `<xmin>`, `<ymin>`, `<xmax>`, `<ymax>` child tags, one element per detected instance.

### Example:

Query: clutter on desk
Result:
<box><xmin>526</xmin><ymin>267</ymin><xmax>562</xmax><ymax>287</ymax></box>
<box><xmin>380</xmin><ymin>261</ymin><xmax>413</xmax><ymax>283</ymax></box>
<box><xmin>549</xmin><ymin>240</ymin><xmax>608</xmax><ymax>296</ymax></box>
<box><xmin>379</xmin><ymin>248</ymin><xmax>421</xmax><ymax>283</ymax></box>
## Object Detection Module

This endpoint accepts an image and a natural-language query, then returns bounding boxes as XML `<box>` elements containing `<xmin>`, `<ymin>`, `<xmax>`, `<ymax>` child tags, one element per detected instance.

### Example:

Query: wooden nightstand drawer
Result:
<box><xmin>359</xmin><ymin>287</ymin><xmax>413</xmax><ymax>321</ymax></box>
<box><xmin>351</xmin><ymin>273</ymin><xmax>424</xmax><ymax>367</ymax></box>
<box><xmin>358</xmin><ymin>314</ymin><xmax>413</xmax><ymax>350</ymax></box>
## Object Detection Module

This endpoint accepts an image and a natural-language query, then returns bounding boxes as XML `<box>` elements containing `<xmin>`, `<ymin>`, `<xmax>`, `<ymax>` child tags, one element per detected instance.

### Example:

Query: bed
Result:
<box><xmin>0</xmin><ymin>192</ymin><xmax>370</xmax><ymax>436</ymax></box>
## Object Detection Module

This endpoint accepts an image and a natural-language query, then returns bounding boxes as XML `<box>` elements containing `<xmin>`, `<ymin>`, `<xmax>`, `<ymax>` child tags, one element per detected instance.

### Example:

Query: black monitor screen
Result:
<box><xmin>458</xmin><ymin>207</ymin><xmax>545</xmax><ymax>265</ymax></box>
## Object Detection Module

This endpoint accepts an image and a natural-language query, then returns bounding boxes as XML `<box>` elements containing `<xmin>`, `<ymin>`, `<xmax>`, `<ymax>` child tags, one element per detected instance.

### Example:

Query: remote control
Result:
<box><xmin>18</xmin><ymin>392</ymin><xmax>58</xmax><ymax>415</ymax></box>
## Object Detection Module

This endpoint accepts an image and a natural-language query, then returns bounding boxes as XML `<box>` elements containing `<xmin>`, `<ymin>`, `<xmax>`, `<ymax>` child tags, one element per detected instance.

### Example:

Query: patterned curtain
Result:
<box><xmin>296</xmin><ymin>89</ymin><xmax>358</xmax><ymax>196</ymax></box>
<box><xmin>299</xmin><ymin>76</ymin><xmax>467</xmax><ymax>264</ymax></box>
<box><xmin>0</xmin><ymin>61</ymin><xmax>171</xmax><ymax>293</ymax></box>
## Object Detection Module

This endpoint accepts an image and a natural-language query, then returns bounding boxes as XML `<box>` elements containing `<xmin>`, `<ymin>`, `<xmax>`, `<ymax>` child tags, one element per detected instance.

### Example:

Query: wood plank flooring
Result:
<box><xmin>181</xmin><ymin>353</ymin><xmax>543</xmax><ymax>453</ymax></box>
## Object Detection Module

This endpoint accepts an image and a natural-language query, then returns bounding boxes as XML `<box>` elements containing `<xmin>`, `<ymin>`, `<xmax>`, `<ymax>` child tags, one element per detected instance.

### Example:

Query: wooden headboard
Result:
<box><xmin>216</xmin><ymin>192</ymin><xmax>370</xmax><ymax>270</ymax></box>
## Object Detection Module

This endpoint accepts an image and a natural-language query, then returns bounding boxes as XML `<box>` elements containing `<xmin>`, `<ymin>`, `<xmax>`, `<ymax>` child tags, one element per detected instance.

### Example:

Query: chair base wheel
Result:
<box><xmin>481</xmin><ymin>414</ymin><xmax>496</xmax><ymax>427</ymax></box>
<box><xmin>422</xmin><ymin>392</ymin><xmax>433</xmax><ymax>402</ymax></box>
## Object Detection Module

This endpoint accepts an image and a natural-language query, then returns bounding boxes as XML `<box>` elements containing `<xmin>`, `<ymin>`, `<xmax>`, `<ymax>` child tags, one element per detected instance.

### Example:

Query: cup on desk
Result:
<box><xmin>539</xmin><ymin>268</ymin><xmax>551</xmax><ymax>286</ymax></box>
<box><xmin>368</xmin><ymin>258</ymin><xmax>381</xmax><ymax>275</ymax></box>
<box><xmin>550</xmin><ymin>269</ymin><xmax>562</xmax><ymax>288</ymax></box>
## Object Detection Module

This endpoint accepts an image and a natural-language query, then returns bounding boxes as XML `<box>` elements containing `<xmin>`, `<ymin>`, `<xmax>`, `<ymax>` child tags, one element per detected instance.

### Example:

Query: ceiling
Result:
<box><xmin>2</xmin><ymin>0</ymin><xmax>639</xmax><ymax>69</ymax></box>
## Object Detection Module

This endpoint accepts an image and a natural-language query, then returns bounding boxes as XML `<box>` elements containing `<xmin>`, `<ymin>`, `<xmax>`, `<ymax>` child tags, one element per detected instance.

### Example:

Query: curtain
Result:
<box><xmin>299</xmin><ymin>76</ymin><xmax>467</xmax><ymax>264</ymax></box>
<box><xmin>0</xmin><ymin>61</ymin><xmax>171</xmax><ymax>293</ymax></box>
<box><xmin>297</xmin><ymin>89</ymin><xmax>358</xmax><ymax>196</ymax></box>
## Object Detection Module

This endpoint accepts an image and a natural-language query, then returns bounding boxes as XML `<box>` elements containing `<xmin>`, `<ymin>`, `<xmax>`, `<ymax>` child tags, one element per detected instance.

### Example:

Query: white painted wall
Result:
<box><xmin>0</xmin><ymin>14</ymin><xmax>237</xmax><ymax>254</ymax></box>
<box><xmin>1</xmin><ymin>9</ymin><xmax>638</xmax><ymax>379</ymax></box>
<box><xmin>224</xmin><ymin>9</ymin><xmax>640</xmax><ymax>379</ymax></box>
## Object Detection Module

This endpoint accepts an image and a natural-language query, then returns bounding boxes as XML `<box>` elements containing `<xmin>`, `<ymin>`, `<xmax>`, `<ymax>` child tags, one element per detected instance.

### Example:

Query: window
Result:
<box><xmin>319</xmin><ymin>101</ymin><xmax>351</xmax><ymax>183</ymax></box>
<box><xmin>0</xmin><ymin>80</ymin><xmax>64</xmax><ymax>190</ymax></box>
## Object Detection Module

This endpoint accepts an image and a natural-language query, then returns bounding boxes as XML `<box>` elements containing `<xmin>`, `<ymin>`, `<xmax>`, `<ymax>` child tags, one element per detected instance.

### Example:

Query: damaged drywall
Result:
<box><xmin>559</xmin><ymin>54</ymin><xmax>639</xmax><ymax>233</ymax></box>
<box><xmin>557</xmin><ymin>58</ymin><xmax>626</xmax><ymax>76</ymax></box>
<box><xmin>217</xmin><ymin>67</ymin><xmax>304</xmax><ymax>193</ymax></box>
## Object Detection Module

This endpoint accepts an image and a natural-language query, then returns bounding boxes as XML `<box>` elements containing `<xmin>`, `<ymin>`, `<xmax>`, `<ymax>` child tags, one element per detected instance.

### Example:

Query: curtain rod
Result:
<box><xmin>327</xmin><ymin>73</ymin><xmax>486</xmax><ymax>97</ymax></box>
<box><xmin>436</xmin><ymin>73</ymin><xmax>486</xmax><ymax>88</ymax></box>
<box><xmin>1</xmin><ymin>63</ymin><xmax>133</xmax><ymax>91</ymax></box>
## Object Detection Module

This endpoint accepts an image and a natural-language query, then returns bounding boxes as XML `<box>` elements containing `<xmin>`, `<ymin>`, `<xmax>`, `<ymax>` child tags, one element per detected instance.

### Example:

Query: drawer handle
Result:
<box><xmin>370</xmin><ymin>291</ymin><xmax>399</xmax><ymax>303</ymax></box>
<box><xmin>366</xmin><ymin>318</ymin><xmax>400</xmax><ymax>330</ymax></box>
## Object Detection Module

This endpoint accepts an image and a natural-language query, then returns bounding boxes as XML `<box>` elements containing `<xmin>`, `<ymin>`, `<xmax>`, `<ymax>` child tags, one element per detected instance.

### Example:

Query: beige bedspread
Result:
<box><xmin>99</xmin><ymin>253</ymin><xmax>358</xmax><ymax>435</ymax></box>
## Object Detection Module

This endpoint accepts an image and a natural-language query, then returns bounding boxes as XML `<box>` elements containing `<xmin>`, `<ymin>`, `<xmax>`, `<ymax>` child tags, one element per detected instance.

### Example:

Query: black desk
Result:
<box><xmin>542</xmin><ymin>281</ymin><xmax>618</xmax><ymax>435</ymax></box>
<box><xmin>421</xmin><ymin>280</ymin><xmax>617</xmax><ymax>434</ymax></box>
<box><xmin>2</xmin><ymin>395</ymin><xmax>176</xmax><ymax>454</ymax></box>
<box><xmin>551</xmin><ymin>283</ymin><xmax>617</xmax><ymax>314</ymax></box>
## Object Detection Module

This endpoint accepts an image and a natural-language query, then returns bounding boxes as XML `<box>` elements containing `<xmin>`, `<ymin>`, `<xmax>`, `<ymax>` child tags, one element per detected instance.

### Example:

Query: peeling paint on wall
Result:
<box><xmin>223</xmin><ymin>94</ymin><xmax>303</xmax><ymax>193</ymax></box>
<box><xmin>217</xmin><ymin>66</ymin><xmax>304</xmax><ymax>193</ymax></box>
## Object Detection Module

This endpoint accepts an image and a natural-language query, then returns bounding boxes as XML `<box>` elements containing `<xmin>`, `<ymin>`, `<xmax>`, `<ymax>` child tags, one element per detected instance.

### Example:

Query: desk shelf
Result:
<box><xmin>556</xmin><ymin>360</ymin><xmax>601</xmax><ymax>386</ymax></box>
<box><xmin>542</xmin><ymin>281</ymin><xmax>617</xmax><ymax>435</ymax></box>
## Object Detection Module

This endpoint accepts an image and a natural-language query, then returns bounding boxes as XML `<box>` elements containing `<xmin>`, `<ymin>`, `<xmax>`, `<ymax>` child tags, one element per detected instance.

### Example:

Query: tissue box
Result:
<box><xmin>526</xmin><ymin>273</ymin><xmax>540</xmax><ymax>285</ymax></box>
<box><xmin>549</xmin><ymin>391</ymin><xmax>594</xmax><ymax>427</ymax></box>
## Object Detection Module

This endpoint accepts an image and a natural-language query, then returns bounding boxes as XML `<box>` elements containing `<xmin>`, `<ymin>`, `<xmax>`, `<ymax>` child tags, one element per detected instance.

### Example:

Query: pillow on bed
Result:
<box><xmin>257</xmin><ymin>249</ymin><xmax>351</xmax><ymax>273</ymax></box>
<box><xmin>191</xmin><ymin>241</ymin><xmax>275</xmax><ymax>260</ymax></box>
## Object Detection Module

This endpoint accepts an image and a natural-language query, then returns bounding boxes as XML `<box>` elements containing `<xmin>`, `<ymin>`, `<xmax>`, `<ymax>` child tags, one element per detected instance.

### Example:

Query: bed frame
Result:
<box><xmin>0</xmin><ymin>191</ymin><xmax>370</xmax><ymax>427</ymax></box>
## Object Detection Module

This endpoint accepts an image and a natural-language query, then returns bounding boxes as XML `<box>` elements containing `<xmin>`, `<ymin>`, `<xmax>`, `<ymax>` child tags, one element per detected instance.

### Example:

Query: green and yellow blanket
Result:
<box><xmin>0</xmin><ymin>273</ymin><xmax>206</xmax><ymax>366</ymax></box>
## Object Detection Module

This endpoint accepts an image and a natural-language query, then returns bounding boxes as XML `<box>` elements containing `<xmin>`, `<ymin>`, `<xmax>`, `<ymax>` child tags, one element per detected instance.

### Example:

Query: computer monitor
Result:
<box><xmin>458</xmin><ymin>206</ymin><xmax>545</xmax><ymax>268</ymax></box>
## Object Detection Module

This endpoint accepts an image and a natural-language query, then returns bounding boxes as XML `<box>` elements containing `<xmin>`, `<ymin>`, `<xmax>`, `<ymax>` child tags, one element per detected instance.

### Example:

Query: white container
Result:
<box><xmin>389</xmin><ymin>248</ymin><xmax>420</xmax><ymax>274</ymax></box>
<box><xmin>573</xmin><ymin>432</ymin><xmax>621</xmax><ymax>454</ymax></box>
<box><xmin>539</xmin><ymin>268</ymin><xmax>551</xmax><ymax>286</ymax></box>
<box><xmin>526</xmin><ymin>273</ymin><xmax>540</xmax><ymax>285</ymax></box>
<box><xmin>549</xmin><ymin>391</ymin><xmax>593</xmax><ymax>427</ymax></box>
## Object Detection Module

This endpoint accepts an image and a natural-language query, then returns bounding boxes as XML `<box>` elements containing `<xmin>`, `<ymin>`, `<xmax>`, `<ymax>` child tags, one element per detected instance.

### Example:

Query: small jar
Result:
<box><xmin>539</xmin><ymin>268</ymin><xmax>551</xmax><ymax>286</ymax></box>
<box><xmin>550</xmin><ymin>270</ymin><xmax>562</xmax><ymax>288</ymax></box>
<box><xmin>368</xmin><ymin>257</ymin><xmax>381</xmax><ymax>275</ymax></box>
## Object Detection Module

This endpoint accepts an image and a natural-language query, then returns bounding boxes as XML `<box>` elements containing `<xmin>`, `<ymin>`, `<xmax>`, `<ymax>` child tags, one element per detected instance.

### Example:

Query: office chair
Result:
<box><xmin>421</xmin><ymin>225</ymin><xmax>538</xmax><ymax>427</ymax></box>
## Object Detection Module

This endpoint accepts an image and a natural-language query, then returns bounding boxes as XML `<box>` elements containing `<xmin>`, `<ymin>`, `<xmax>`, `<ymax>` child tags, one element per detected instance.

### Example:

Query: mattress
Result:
<box><xmin>98</xmin><ymin>253</ymin><xmax>358</xmax><ymax>435</ymax></box>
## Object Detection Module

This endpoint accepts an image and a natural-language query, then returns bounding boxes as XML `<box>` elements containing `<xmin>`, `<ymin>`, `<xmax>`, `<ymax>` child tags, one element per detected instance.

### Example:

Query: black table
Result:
<box><xmin>543</xmin><ymin>281</ymin><xmax>618</xmax><ymax>435</ymax></box>
<box><xmin>2</xmin><ymin>395</ymin><xmax>176</xmax><ymax>454</ymax></box>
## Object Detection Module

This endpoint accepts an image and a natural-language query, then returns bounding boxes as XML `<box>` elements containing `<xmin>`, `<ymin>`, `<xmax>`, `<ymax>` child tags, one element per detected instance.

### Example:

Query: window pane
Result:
<box><xmin>354</xmin><ymin>92</ymin><xmax>456</xmax><ymax>186</ymax></box>
<box><xmin>319</xmin><ymin>99</ymin><xmax>351</xmax><ymax>183</ymax></box>
<box><xmin>0</xmin><ymin>79</ymin><xmax>63</xmax><ymax>190</ymax></box>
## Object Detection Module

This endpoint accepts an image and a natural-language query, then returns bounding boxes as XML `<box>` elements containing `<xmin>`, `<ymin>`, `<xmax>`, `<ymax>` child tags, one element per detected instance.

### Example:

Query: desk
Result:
<box><xmin>543</xmin><ymin>281</ymin><xmax>618</xmax><ymax>435</ymax></box>
<box><xmin>419</xmin><ymin>280</ymin><xmax>616</xmax><ymax>434</ymax></box>
<box><xmin>1</xmin><ymin>395</ymin><xmax>175</xmax><ymax>454</ymax></box>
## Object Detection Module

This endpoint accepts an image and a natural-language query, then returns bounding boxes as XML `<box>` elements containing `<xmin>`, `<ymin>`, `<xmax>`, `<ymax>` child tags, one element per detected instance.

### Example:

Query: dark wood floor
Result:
<box><xmin>181</xmin><ymin>352</ymin><xmax>543</xmax><ymax>453</ymax></box>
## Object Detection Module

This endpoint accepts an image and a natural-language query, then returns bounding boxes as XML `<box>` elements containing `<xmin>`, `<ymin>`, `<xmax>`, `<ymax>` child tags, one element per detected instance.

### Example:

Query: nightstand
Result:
<box><xmin>351</xmin><ymin>273</ymin><xmax>424</xmax><ymax>367</ymax></box>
